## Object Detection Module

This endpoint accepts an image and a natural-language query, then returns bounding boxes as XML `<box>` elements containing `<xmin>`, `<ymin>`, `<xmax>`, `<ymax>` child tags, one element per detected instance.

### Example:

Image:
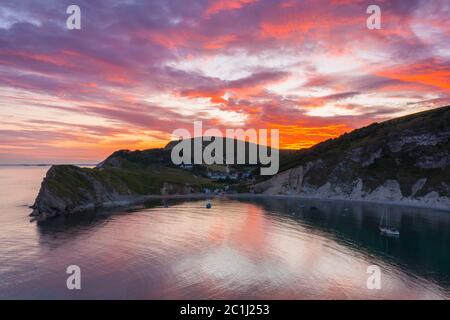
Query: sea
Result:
<box><xmin>0</xmin><ymin>166</ymin><xmax>449</xmax><ymax>299</ymax></box>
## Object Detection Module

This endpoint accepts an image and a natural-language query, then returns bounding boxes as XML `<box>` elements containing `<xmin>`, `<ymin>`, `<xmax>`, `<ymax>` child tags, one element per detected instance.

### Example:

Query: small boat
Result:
<box><xmin>379</xmin><ymin>227</ymin><xmax>400</xmax><ymax>237</ymax></box>
<box><xmin>206</xmin><ymin>201</ymin><xmax>212</xmax><ymax>209</ymax></box>
<box><xmin>379</xmin><ymin>209</ymin><xmax>400</xmax><ymax>237</ymax></box>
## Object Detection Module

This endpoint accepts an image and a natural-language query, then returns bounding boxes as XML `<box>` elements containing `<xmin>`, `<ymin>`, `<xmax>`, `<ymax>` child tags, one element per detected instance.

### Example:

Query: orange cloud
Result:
<box><xmin>266</xmin><ymin>123</ymin><xmax>352</xmax><ymax>149</ymax></box>
<box><xmin>377</xmin><ymin>60</ymin><xmax>450</xmax><ymax>92</ymax></box>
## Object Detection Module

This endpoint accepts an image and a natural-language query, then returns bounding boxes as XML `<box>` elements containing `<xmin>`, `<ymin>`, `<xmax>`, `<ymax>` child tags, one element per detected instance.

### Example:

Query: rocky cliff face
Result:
<box><xmin>254</xmin><ymin>106</ymin><xmax>450</xmax><ymax>210</ymax></box>
<box><xmin>31</xmin><ymin>164</ymin><xmax>211</xmax><ymax>219</ymax></box>
<box><xmin>31</xmin><ymin>165</ymin><xmax>137</xmax><ymax>219</ymax></box>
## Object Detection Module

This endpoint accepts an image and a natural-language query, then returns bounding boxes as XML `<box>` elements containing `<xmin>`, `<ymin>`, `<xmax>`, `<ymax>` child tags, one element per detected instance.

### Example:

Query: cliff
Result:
<box><xmin>254</xmin><ymin>106</ymin><xmax>450</xmax><ymax>210</ymax></box>
<box><xmin>30</xmin><ymin>164</ymin><xmax>214</xmax><ymax>219</ymax></box>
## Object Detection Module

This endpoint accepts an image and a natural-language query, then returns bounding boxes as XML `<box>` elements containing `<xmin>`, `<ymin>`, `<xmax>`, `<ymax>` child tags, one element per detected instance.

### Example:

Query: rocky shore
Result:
<box><xmin>30</xmin><ymin>164</ymin><xmax>215</xmax><ymax>219</ymax></box>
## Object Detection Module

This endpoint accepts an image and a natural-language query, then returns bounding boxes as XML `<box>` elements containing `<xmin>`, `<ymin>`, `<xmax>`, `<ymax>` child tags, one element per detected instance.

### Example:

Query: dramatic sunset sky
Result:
<box><xmin>0</xmin><ymin>0</ymin><xmax>449</xmax><ymax>163</ymax></box>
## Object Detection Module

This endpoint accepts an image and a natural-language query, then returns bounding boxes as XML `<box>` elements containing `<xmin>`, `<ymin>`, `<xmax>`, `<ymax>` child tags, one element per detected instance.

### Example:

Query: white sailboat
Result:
<box><xmin>379</xmin><ymin>209</ymin><xmax>400</xmax><ymax>237</ymax></box>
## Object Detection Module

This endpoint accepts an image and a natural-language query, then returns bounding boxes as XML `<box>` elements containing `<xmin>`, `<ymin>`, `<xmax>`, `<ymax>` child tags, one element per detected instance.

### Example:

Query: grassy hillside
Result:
<box><xmin>259</xmin><ymin>105</ymin><xmax>450</xmax><ymax>199</ymax></box>
<box><xmin>281</xmin><ymin>106</ymin><xmax>450</xmax><ymax>172</ymax></box>
<box><xmin>45</xmin><ymin>164</ymin><xmax>219</xmax><ymax>202</ymax></box>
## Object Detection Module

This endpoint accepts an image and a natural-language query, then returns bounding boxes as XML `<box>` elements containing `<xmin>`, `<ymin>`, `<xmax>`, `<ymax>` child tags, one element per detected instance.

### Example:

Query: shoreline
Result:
<box><xmin>30</xmin><ymin>193</ymin><xmax>215</xmax><ymax>221</ymax></box>
<box><xmin>226</xmin><ymin>193</ymin><xmax>450</xmax><ymax>212</ymax></box>
<box><xmin>49</xmin><ymin>193</ymin><xmax>450</xmax><ymax>218</ymax></box>
<box><xmin>31</xmin><ymin>192</ymin><xmax>449</xmax><ymax>221</ymax></box>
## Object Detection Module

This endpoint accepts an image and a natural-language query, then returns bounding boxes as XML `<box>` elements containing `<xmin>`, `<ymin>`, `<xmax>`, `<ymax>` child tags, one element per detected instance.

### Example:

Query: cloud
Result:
<box><xmin>0</xmin><ymin>0</ymin><xmax>449</xmax><ymax>162</ymax></box>
<box><xmin>205</xmin><ymin>0</ymin><xmax>259</xmax><ymax>16</ymax></box>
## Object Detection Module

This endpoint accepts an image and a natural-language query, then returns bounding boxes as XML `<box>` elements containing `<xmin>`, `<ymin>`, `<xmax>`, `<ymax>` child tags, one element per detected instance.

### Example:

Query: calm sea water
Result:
<box><xmin>0</xmin><ymin>166</ymin><xmax>449</xmax><ymax>299</ymax></box>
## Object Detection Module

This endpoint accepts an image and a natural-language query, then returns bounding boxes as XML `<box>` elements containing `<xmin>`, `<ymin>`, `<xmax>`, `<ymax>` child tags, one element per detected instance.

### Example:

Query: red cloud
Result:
<box><xmin>205</xmin><ymin>0</ymin><xmax>258</xmax><ymax>16</ymax></box>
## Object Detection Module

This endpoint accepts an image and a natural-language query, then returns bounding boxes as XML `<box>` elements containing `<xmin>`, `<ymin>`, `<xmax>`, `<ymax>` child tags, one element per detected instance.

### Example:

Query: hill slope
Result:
<box><xmin>254</xmin><ymin>106</ymin><xmax>450</xmax><ymax>209</ymax></box>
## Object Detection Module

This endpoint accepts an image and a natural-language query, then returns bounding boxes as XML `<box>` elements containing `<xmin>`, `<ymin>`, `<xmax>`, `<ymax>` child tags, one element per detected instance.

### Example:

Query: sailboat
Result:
<box><xmin>379</xmin><ymin>209</ymin><xmax>400</xmax><ymax>237</ymax></box>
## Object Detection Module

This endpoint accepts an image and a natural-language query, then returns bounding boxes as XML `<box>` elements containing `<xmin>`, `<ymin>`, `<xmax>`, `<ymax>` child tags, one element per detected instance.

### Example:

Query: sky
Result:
<box><xmin>0</xmin><ymin>0</ymin><xmax>449</xmax><ymax>164</ymax></box>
